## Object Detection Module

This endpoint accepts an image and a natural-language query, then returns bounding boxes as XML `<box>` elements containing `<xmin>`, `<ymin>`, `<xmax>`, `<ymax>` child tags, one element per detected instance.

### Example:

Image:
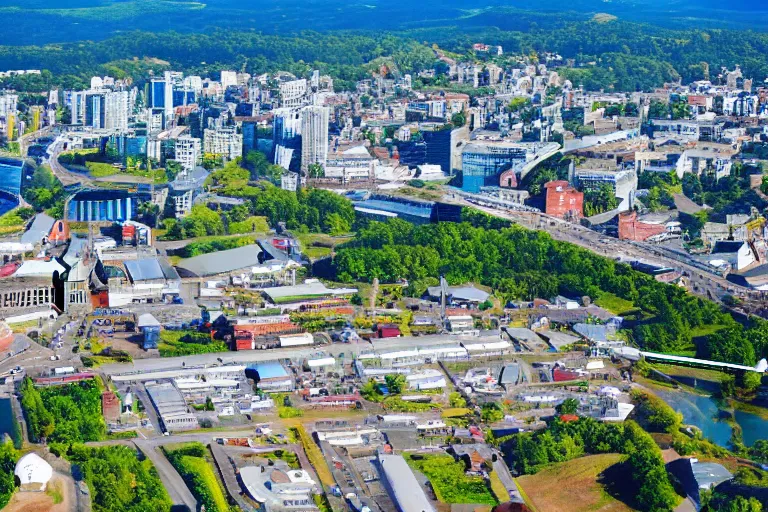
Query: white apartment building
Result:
<box><xmin>0</xmin><ymin>93</ymin><xmax>18</xmax><ymax>137</ymax></box>
<box><xmin>104</xmin><ymin>90</ymin><xmax>129</xmax><ymax>132</ymax></box>
<box><xmin>70</xmin><ymin>89</ymin><xmax>129</xmax><ymax>132</ymax></box>
<box><xmin>280</xmin><ymin>79</ymin><xmax>308</xmax><ymax>108</ymax></box>
<box><xmin>203</xmin><ymin>127</ymin><xmax>242</xmax><ymax>160</ymax></box>
<box><xmin>300</xmin><ymin>105</ymin><xmax>329</xmax><ymax>173</ymax></box>
<box><xmin>174</xmin><ymin>136</ymin><xmax>201</xmax><ymax>171</ymax></box>
<box><xmin>220</xmin><ymin>71</ymin><xmax>237</xmax><ymax>89</ymax></box>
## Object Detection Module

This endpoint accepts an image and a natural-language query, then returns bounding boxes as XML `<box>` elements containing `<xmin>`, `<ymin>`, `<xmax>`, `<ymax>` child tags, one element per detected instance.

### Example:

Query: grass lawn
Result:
<box><xmin>304</xmin><ymin>246</ymin><xmax>331</xmax><ymax>259</ymax></box>
<box><xmin>650</xmin><ymin>363</ymin><xmax>726</xmax><ymax>384</ymax></box>
<box><xmin>86</xmin><ymin>161</ymin><xmax>119</xmax><ymax>177</ymax></box>
<box><xmin>594</xmin><ymin>293</ymin><xmax>635</xmax><ymax>315</ymax></box>
<box><xmin>689</xmin><ymin>324</ymin><xmax>728</xmax><ymax>338</ymax></box>
<box><xmin>229</xmin><ymin>215</ymin><xmax>269</xmax><ymax>234</ymax></box>
<box><xmin>516</xmin><ymin>454</ymin><xmax>634</xmax><ymax>512</ymax></box>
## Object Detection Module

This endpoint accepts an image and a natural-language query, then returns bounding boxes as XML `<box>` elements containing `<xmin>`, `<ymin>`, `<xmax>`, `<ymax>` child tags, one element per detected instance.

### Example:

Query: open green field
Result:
<box><xmin>594</xmin><ymin>292</ymin><xmax>635</xmax><ymax>315</ymax></box>
<box><xmin>516</xmin><ymin>454</ymin><xmax>634</xmax><ymax>512</ymax></box>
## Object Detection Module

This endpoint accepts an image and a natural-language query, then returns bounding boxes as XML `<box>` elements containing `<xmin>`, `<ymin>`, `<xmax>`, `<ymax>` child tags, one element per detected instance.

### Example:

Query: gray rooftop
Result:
<box><xmin>691</xmin><ymin>461</ymin><xmax>733</xmax><ymax>490</ymax></box>
<box><xmin>175</xmin><ymin>244</ymin><xmax>264</xmax><ymax>277</ymax></box>
<box><xmin>427</xmin><ymin>285</ymin><xmax>490</xmax><ymax>303</ymax></box>
<box><xmin>124</xmin><ymin>258</ymin><xmax>180</xmax><ymax>282</ymax></box>
<box><xmin>573</xmin><ymin>323</ymin><xmax>608</xmax><ymax>342</ymax></box>
<box><xmin>378</xmin><ymin>453</ymin><xmax>435</xmax><ymax>512</ymax></box>
<box><xmin>20</xmin><ymin>213</ymin><xmax>55</xmax><ymax>244</ymax></box>
<box><xmin>260</xmin><ymin>280</ymin><xmax>357</xmax><ymax>301</ymax></box>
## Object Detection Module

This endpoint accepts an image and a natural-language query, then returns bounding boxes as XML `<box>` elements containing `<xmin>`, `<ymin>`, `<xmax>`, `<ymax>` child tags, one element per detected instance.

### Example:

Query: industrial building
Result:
<box><xmin>378</xmin><ymin>453</ymin><xmax>435</xmax><ymax>512</ymax></box>
<box><xmin>145</xmin><ymin>381</ymin><xmax>199</xmax><ymax>432</ymax></box>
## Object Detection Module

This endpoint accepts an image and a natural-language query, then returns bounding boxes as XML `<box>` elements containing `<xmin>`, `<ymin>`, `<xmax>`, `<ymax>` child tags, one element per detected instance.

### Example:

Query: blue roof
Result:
<box><xmin>247</xmin><ymin>361</ymin><xmax>288</xmax><ymax>379</ymax></box>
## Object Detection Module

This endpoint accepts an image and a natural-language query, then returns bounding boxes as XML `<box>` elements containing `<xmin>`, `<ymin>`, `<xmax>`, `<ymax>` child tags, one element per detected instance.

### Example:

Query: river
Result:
<box><xmin>654</xmin><ymin>386</ymin><xmax>768</xmax><ymax>448</ymax></box>
<box><xmin>0</xmin><ymin>160</ymin><xmax>23</xmax><ymax>216</ymax></box>
<box><xmin>0</xmin><ymin>397</ymin><xmax>21</xmax><ymax>448</ymax></box>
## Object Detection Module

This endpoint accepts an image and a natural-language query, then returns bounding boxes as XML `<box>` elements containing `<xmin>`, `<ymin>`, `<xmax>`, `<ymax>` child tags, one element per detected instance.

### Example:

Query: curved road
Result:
<box><xmin>46</xmin><ymin>138</ymin><xmax>92</xmax><ymax>187</ymax></box>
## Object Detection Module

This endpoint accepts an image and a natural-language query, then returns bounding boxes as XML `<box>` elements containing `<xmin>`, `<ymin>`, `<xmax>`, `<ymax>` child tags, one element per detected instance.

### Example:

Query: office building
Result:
<box><xmin>67</xmin><ymin>189</ymin><xmax>144</xmax><ymax>222</ymax></box>
<box><xmin>0</xmin><ymin>93</ymin><xmax>18</xmax><ymax>137</ymax></box>
<box><xmin>273</xmin><ymin>108</ymin><xmax>302</xmax><ymax>169</ymax></box>
<box><xmin>461</xmin><ymin>141</ymin><xmax>529</xmax><ymax>193</ymax></box>
<box><xmin>70</xmin><ymin>90</ymin><xmax>129</xmax><ymax>131</ymax></box>
<box><xmin>280</xmin><ymin>78</ymin><xmax>308</xmax><ymax>108</ymax></box>
<box><xmin>203</xmin><ymin>127</ymin><xmax>242</xmax><ymax>160</ymax></box>
<box><xmin>300</xmin><ymin>105</ymin><xmax>329</xmax><ymax>173</ymax></box>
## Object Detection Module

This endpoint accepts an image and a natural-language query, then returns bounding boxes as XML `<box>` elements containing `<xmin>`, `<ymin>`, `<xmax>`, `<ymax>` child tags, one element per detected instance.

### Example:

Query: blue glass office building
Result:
<box><xmin>461</xmin><ymin>143</ymin><xmax>528</xmax><ymax>193</ymax></box>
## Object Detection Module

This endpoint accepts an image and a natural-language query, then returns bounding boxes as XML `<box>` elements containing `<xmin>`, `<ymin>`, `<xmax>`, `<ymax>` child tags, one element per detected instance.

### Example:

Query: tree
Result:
<box><xmin>448</xmin><ymin>392</ymin><xmax>466</xmax><ymax>408</ymax></box>
<box><xmin>165</xmin><ymin>160</ymin><xmax>182</xmax><ymax>181</ymax></box>
<box><xmin>648</xmin><ymin>100</ymin><xmax>669</xmax><ymax>119</ymax></box>
<box><xmin>384</xmin><ymin>374</ymin><xmax>406</xmax><ymax>394</ymax></box>
<box><xmin>307</xmin><ymin>163</ymin><xmax>324</xmax><ymax>178</ymax></box>
<box><xmin>0</xmin><ymin>440</ymin><xmax>18</xmax><ymax>510</ymax></box>
<box><xmin>451</xmin><ymin>112</ymin><xmax>466</xmax><ymax>127</ymax></box>
<box><xmin>556</xmin><ymin>398</ymin><xmax>579</xmax><ymax>415</ymax></box>
<box><xmin>481</xmin><ymin>402</ymin><xmax>504</xmax><ymax>424</ymax></box>
<box><xmin>583</xmin><ymin>183</ymin><xmax>619</xmax><ymax>216</ymax></box>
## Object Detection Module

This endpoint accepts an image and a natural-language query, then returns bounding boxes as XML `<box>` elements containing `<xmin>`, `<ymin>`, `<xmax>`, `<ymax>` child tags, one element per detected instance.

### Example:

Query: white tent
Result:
<box><xmin>15</xmin><ymin>453</ymin><xmax>53</xmax><ymax>491</ymax></box>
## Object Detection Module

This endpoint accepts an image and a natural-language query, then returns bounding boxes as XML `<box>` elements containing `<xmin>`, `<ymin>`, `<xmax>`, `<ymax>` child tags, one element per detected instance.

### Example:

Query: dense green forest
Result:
<box><xmin>20</xmin><ymin>376</ymin><xmax>107</xmax><ymax>443</ymax></box>
<box><xmin>330</xmin><ymin>213</ymin><xmax>768</xmax><ymax>365</ymax></box>
<box><xmin>64</xmin><ymin>444</ymin><xmax>172</xmax><ymax>512</ymax></box>
<box><xmin>2</xmin><ymin>9</ymin><xmax>768</xmax><ymax>93</ymax></box>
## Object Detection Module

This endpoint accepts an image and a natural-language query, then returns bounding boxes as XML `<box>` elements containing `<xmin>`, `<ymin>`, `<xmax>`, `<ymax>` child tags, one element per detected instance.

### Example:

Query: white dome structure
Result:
<box><xmin>14</xmin><ymin>453</ymin><xmax>53</xmax><ymax>491</ymax></box>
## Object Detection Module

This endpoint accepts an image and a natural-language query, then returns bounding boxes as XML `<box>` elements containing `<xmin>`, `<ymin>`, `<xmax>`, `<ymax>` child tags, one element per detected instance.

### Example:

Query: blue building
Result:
<box><xmin>67</xmin><ymin>189</ymin><xmax>146</xmax><ymax>222</ymax></box>
<box><xmin>461</xmin><ymin>142</ymin><xmax>528</xmax><ymax>193</ymax></box>
<box><xmin>111</xmin><ymin>135</ymin><xmax>148</xmax><ymax>159</ymax></box>
<box><xmin>138</xmin><ymin>313</ymin><xmax>161</xmax><ymax>350</ymax></box>
<box><xmin>172</xmin><ymin>89</ymin><xmax>196</xmax><ymax>107</ymax></box>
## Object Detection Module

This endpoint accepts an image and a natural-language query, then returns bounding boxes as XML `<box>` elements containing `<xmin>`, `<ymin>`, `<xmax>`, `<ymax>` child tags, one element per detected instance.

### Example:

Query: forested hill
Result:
<box><xmin>3</xmin><ymin>16</ymin><xmax>768</xmax><ymax>94</ymax></box>
<box><xmin>1</xmin><ymin>0</ymin><xmax>768</xmax><ymax>46</ymax></box>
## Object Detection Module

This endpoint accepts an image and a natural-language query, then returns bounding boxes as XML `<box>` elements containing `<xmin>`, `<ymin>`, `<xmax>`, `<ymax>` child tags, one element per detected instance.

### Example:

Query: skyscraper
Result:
<box><xmin>300</xmin><ymin>105</ymin><xmax>329</xmax><ymax>173</ymax></box>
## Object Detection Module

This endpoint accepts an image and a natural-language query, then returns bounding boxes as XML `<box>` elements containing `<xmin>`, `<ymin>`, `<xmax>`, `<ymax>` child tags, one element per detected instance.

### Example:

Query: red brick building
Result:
<box><xmin>544</xmin><ymin>180</ymin><xmax>583</xmax><ymax>219</ymax></box>
<box><xmin>102</xmin><ymin>391</ymin><xmax>121</xmax><ymax>423</ymax></box>
<box><xmin>618</xmin><ymin>211</ymin><xmax>666</xmax><ymax>241</ymax></box>
<box><xmin>499</xmin><ymin>169</ymin><xmax>517</xmax><ymax>188</ymax></box>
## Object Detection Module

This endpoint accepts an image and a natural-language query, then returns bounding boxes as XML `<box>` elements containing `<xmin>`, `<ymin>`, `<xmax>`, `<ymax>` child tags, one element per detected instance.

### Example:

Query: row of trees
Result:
<box><xmin>332</xmin><ymin>215</ymin><xmax>738</xmax><ymax>356</ymax></box>
<box><xmin>0</xmin><ymin>440</ymin><xmax>18</xmax><ymax>510</ymax></box>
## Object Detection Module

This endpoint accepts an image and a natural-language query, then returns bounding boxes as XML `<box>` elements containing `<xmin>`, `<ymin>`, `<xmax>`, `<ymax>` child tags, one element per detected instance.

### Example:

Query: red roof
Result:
<box><xmin>559</xmin><ymin>414</ymin><xmax>579</xmax><ymax>423</ymax></box>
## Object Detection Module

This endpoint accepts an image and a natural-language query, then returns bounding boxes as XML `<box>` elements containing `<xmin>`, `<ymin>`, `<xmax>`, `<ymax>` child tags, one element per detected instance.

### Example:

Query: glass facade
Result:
<box><xmin>461</xmin><ymin>144</ymin><xmax>527</xmax><ymax>193</ymax></box>
<box><xmin>151</xmin><ymin>81</ymin><xmax>166</xmax><ymax>109</ymax></box>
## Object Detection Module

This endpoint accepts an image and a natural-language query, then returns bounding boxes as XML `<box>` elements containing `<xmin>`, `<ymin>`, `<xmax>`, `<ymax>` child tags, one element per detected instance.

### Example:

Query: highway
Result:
<box><xmin>453</xmin><ymin>198</ymin><xmax>760</xmax><ymax>307</ymax></box>
<box><xmin>46</xmin><ymin>137</ymin><xmax>92</xmax><ymax>187</ymax></box>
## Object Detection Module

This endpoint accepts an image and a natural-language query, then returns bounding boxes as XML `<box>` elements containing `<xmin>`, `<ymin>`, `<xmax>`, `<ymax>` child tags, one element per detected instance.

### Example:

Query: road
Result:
<box><xmin>46</xmin><ymin>137</ymin><xmax>92</xmax><ymax>187</ymax></box>
<box><xmin>493</xmin><ymin>458</ymin><xmax>525</xmax><ymax>504</ymax></box>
